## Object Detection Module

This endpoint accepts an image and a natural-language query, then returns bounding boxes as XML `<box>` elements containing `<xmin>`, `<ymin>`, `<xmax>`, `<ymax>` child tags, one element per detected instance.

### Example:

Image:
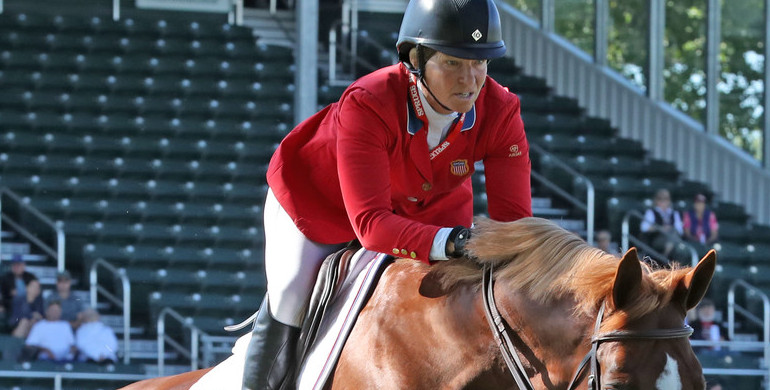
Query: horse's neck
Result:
<box><xmin>492</xmin><ymin>286</ymin><xmax>594</xmax><ymax>388</ymax></box>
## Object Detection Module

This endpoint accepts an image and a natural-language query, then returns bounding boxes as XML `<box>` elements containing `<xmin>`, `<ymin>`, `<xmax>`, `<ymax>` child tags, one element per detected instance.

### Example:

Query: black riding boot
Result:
<box><xmin>242</xmin><ymin>296</ymin><xmax>301</xmax><ymax>390</ymax></box>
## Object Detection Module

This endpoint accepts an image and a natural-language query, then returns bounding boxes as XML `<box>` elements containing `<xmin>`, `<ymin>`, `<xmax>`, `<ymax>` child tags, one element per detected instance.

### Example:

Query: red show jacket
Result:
<box><xmin>266</xmin><ymin>63</ymin><xmax>532</xmax><ymax>263</ymax></box>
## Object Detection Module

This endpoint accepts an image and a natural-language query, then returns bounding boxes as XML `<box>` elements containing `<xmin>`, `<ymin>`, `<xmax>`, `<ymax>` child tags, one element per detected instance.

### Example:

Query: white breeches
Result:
<box><xmin>263</xmin><ymin>188</ymin><xmax>346</xmax><ymax>327</ymax></box>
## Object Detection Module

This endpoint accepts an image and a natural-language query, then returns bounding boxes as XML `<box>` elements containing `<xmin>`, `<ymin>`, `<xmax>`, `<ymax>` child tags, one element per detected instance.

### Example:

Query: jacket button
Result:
<box><xmin>401</xmin><ymin>249</ymin><xmax>408</xmax><ymax>256</ymax></box>
<box><xmin>422</xmin><ymin>182</ymin><xmax>432</xmax><ymax>191</ymax></box>
<box><xmin>407</xmin><ymin>196</ymin><xmax>418</xmax><ymax>202</ymax></box>
<box><xmin>392</xmin><ymin>248</ymin><xmax>400</xmax><ymax>255</ymax></box>
<box><xmin>410</xmin><ymin>251</ymin><xmax>417</xmax><ymax>259</ymax></box>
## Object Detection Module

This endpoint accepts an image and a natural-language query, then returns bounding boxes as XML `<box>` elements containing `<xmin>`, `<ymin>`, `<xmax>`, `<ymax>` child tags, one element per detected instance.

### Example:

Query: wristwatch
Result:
<box><xmin>446</xmin><ymin>226</ymin><xmax>471</xmax><ymax>258</ymax></box>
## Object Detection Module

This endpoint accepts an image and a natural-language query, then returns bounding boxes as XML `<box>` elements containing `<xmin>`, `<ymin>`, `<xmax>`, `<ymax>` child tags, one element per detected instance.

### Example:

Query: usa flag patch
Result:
<box><xmin>450</xmin><ymin>159</ymin><xmax>469</xmax><ymax>176</ymax></box>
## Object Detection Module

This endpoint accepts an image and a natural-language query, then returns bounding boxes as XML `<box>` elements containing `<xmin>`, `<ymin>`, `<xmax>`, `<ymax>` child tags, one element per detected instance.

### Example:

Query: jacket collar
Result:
<box><xmin>406</xmin><ymin>92</ymin><xmax>476</xmax><ymax>135</ymax></box>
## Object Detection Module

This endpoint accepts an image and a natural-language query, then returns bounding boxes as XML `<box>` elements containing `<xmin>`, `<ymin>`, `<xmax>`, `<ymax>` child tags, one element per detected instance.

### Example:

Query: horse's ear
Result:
<box><xmin>680</xmin><ymin>249</ymin><xmax>717</xmax><ymax>310</ymax></box>
<box><xmin>611</xmin><ymin>248</ymin><xmax>643</xmax><ymax>310</ymax></box>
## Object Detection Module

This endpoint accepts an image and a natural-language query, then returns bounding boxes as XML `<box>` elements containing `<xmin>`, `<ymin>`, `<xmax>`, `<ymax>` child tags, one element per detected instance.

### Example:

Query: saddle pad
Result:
<box><xmin>296</xmin><ymin>249</ymin><xmax>391</xmax><ymax>390</ymax></box>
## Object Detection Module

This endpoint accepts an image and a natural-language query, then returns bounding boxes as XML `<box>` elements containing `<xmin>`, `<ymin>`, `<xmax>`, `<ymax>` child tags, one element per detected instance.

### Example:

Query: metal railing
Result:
<box><xmin>157</xmin><ymin>307</ymin><xmax>207</xmax><ymax>376</ymax></box>
<box><xmin>621</xmin><ymin>209</ymin><xmax>699</xmax><ymax>266</ymax></box>
<box><xmin>0</xmin><ymin>370</ymin><xmax>148</xmax><ymax>390</ymax></box>
<box><xmin>90</xmin><ymin>259</ymin><xmax>132</xmax><ymax>364</ymax></box>
<box><xmin>200</xmin><ymin>334</ymin><xmax>239</xmax><ymax>368</ymax></box>
<box><xmin>0</xmin><ymin>188</ymin><xmax>65</xmax><ymax>271</ymax></box>
<box><xmin>724</xmin><ymin>279</ymin><xmax>770</xmax><ymax>384</ymax></box>
<box><xmin>529</xmin><ymin>144</ymin><xmax>595</xmax><ymax>245</ymax></box>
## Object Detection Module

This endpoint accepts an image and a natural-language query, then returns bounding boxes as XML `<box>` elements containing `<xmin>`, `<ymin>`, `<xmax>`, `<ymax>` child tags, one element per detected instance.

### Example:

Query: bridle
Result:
<box><xmin>481</xmin><ymin>265</ymin><xmax>694</xmax><ymax>390</ymax></box>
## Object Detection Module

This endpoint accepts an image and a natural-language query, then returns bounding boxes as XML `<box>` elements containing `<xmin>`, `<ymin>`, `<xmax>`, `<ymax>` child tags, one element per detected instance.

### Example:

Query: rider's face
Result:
<box><xmin>420</xmin><ymin>51</ymin><xmax>488</xmax><ymax>114</ymax></box>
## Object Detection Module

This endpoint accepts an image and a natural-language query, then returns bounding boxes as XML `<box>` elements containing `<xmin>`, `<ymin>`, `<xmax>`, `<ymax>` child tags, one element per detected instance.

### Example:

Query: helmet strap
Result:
<box><xmin>419</xmin><ymin>77</ymin><xmax>454</xmax><ymax>114</ymax></box>
<box><xmin>416</xmin><ymin>45</ymin><xmax>454</xmax><ymax>113</ymax></box>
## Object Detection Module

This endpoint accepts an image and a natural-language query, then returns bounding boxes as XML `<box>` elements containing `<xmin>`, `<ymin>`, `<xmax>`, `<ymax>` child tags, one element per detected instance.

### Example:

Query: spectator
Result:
<box><xmin>706</xmin><ymin>378</ymin><xmax>724</xmax><ymax>390</ymax></box>
<box><xmin>690</xmin><ymin>298</ymin><xmax>728</xmax><ymax>354</ymax></box>
<box><xmin>9</xmin><ymin>278</ymin><xmax>44</xmax><ymax>338</ymax></box>
<box><xmin>595</xmin><ymin>229</ymin><xmax>617</xmax><ymax>254</ymax></box>
<box><xmin>46</xmin><ymin>270</ymin><xmax>86</xmax><ymax>329</ymax></box>
<box><xmin>0</xmin><ymin>254</ymin><xmax>37</xmax><ymax>315</ymax></box>
<box><xmin>640</xmin><ymin>188</ymin><xmax>686</xmax><ymax>260</ymax></box>
<box><xmin>683</xmin><ymin>193</ymin><xmax>719</xmax><ymax>245</ymax></box>
<box><xmin>76</xmin><ymin>308</ymin><xmax>118</xmax><ymax>364</ymax></box>
<box><xmin>24</xmin><ymin>301</ymin><xmax>75</xmax><ymax>362</ymax></box>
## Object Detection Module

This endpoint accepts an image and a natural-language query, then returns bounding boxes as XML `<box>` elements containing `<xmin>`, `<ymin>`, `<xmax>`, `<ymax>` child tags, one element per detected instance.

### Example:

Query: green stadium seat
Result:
<box><xmin>0</xmin><ymin>49</ymin><xmax>44</xmax><ymax>70</ymax></box>
<box><xmin>31</xmin><ymin>70</ymin><xmax>74</xmax><ymax>91</ymax></box>
<box><xmin>746</xmin><ymin>243</ymin><xmax>770</xmax><ymax>263</ymax></box>
<box><xmin>709</xmin><ymin>241</ymin><xmax>751</xmax><ymax>264</ymax></box>
<box><xmin>45</xmin><ymin>32</ymin><xmax>87</xmax><ymax>53</ymax></box>
<box><xmin>0</xmin><ymin>12</ymin><xmax>55</xmax><ymax>31</ymax></box>
<box><xmin>749</xmin><ymin>223</ymin><xmax>770</xmax><ymax>243</ymax></box>
<box><xmin>718</xmin><ymin>221</ymin><xmax>751</xmax><ymax>244</ymax></box>
<box><xmin>713</xmin><ymin>201</ymin><xmax>750</xmax><ymax>224</ymax></box>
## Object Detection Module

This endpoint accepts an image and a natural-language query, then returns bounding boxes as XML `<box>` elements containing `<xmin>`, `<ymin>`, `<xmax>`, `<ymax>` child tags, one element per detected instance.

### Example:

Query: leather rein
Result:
<box><xmin>481</xmin><ymin>265</ymin><xmax>694</xmax><ymax>390</ymax></box>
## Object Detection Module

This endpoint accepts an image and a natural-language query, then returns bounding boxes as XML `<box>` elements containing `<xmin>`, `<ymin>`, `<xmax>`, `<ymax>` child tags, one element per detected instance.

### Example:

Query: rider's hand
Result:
<box><xmin>445</xmin><ymin>226</ymin><xmax>471</xmax><ymax>258</ymax></box>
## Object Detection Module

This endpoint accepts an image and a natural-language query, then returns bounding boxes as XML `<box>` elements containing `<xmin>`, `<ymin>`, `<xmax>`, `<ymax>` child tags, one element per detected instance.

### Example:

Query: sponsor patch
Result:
<box><xmin>450</xmin><ymin>159</ymin><xmax>469</xmax><ymax>176</ymax></box>
<box><xmin>472</xmin><ymin>29</ymin><xmax>483</xmax><ymax>41</ymax></box>
<box><xmin>508</xmin><ymin>144</ymin><xmax>522</xmax><ymax>157</ymax></box>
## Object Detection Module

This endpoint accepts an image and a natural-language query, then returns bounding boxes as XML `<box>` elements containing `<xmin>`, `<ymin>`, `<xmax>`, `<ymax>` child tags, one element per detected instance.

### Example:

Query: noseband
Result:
<box><xmin>481</xmin><ymin>265</ymin><xmax>694</xmax><ymax>390</ymax></box>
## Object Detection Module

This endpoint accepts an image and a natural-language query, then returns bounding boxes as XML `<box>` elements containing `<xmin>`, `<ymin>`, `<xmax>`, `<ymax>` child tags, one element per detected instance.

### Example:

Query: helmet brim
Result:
<box><xmin>421</xmin><ymin>42</ymin><xmax>506</xmax><ymax>60</ymax></box>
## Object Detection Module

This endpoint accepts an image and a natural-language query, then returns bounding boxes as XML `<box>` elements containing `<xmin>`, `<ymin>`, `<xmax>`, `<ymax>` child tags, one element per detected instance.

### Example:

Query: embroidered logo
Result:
<box><xmin>450</xmin><ymin>159</ymin><xmax>469</xmax><ymax>176</ymax></box>
<box><xmin>471</xmin><ymin>29</ymin><xmax>483</xmax><ymax>41</ymax></box>
<box><xmin>409</xmin><ymin>83</ymin><xmax>424</xmax><ymax>117</ymax></box>
<box><xmin>508</xmin><ymin>144</ymin><xmax>522</xmax><ymax>157</ymax></box>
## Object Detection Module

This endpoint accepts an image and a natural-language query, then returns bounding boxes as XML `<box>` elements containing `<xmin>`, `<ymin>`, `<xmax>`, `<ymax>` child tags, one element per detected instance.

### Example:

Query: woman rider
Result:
<box><xmin>243</xmin><ymin>0</ymin><xmax>533</xmax><ymax>388</ymax></box>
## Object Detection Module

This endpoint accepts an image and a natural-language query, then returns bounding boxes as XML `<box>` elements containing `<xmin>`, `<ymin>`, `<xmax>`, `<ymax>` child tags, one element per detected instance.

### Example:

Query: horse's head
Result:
<box><xmin>592</xmin><ymin>248</ymin><xmax>716</xmax><ymax>390</ymax></box>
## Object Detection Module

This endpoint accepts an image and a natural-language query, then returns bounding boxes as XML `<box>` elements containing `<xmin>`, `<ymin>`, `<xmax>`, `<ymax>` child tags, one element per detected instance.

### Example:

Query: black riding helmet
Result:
<box><xmin>396</xmin><ymin>0</ymin><xmax>507</xmax><ymax>65</ymax></box>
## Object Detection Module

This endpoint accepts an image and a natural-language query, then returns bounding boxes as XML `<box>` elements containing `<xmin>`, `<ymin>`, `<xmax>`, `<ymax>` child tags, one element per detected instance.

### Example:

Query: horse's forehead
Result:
<box><xmin>655</xmin><ymin>354</ymin><xmax>682</xmax><ymax>390</ymax></box>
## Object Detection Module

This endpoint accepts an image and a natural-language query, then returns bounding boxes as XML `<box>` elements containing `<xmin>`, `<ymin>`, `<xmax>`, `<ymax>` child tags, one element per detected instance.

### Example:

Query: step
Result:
<box><xmin>22</xmin><ymin>265</ymin><xmax>58</xmax><ymax>285</ymax></box>
<box><xmin>531</xmin><ymin>197</ymin><xmax>552</xmax><ymax>209</ymax></box>
<box><xmin>242</xmin><ymin>8</ymin><xmax>295</xmax><ymax>46</ymax></box>
<box><xmin>101</xmin><ymin>314</ymin><xmax>146</xmax><ymax>336</ymax></box>
<box><xmin>550</xmin><ymin>218</ymin><xmax>586</xmax><ymax>233</ymax></box>
<box><xmin>533</xmin><ymin>207</ymin><xmax>570</xmax><ymax>218</ymax></box>
<box><xmin>1</xmin><ymin>242</ymin><xmax>30</xmax><ymax>255</ymax></box>
<box><xmin>119</xmin><ymin>339</ymin><xmax>178</xmax><ymax>361</ymax></box>
<box><xmin>143</xmin><ymin>364</ymin><xmax>192</xmax><ymax>377</ymax></box>
<box><xmin>0</xmin><ymin>253</ymin><xmax>48</xmax><ymax>263</ymax></box>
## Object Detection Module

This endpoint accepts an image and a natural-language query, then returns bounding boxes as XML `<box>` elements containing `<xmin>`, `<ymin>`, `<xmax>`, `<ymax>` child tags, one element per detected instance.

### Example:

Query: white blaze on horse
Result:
<box><xmin>121</xmin><ymin>217</ymin><xmax>713</xmax><ymax>390</ymax></box>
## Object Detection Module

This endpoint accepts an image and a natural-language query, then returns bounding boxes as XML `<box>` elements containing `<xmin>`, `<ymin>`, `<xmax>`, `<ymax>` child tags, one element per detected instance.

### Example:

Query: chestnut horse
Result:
<box><xmin>122</xmin><ymin>217</ymin><xmax>714</xmax><ymax>389</ymax></box>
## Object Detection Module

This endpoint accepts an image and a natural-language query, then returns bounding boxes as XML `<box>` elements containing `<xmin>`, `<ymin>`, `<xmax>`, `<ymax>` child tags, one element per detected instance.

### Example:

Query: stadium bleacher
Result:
<box><xmin>0</xmin><ymin>2</ymin><xmax>768</xmax><ymax>388</ymax></box>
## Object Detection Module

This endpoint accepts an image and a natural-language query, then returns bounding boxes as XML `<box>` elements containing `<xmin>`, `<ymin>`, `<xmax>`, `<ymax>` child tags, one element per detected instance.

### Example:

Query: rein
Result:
<box><xmin>481</xmin><ymin>265</ymin><xmax>694</xmax><ymax>390</ymax></box>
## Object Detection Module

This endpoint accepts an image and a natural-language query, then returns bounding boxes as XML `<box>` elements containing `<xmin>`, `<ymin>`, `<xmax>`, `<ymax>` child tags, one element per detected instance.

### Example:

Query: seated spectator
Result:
<box><xmin>0</xmin><ymin>254</ymin><xmax>37</xmax><ymax>315</ymax></box>
<box><xmin>683</xmin><ymin>193</ymin><xmax>719</xmax><ymax>245</ymax></box>
<box><xmin>45</xmin><ymin>270</ymin><xmax>86</xmax><ymax>329</ymax></box>
<box><xmin>9</xmin><ymin>278</ymin><xmax>44</xmax><ymax>338</ymax></box>
<box><xmin>595</xmin><ymin>229</ymin><xmax>617</xmax><ymax>254</ymax></box>
<box><xmin>690</xmin><ymin>298</ymin><xmax>728</xmax><ymax>354</ymax></box>
<box><xmin>640</xmin><ymin>188</ymin><xmax>686</xmax><ymax>261</ymax></box>
<box><xmin>76</xmin><ymin>308</ymin><xmax>118</xmax><ymax>364</ymax></box>
<box><xmin>24</xmin><ymin>301</ymin><xmax>75</xmax><ymax>362</ymax></box>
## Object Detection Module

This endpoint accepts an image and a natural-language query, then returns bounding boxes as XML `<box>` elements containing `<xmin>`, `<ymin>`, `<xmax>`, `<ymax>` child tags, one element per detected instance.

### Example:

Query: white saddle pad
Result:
<box><xmin>296</xmin><ymin>249</ymin><xmax>391</xmax><ymax>390</ymax></box>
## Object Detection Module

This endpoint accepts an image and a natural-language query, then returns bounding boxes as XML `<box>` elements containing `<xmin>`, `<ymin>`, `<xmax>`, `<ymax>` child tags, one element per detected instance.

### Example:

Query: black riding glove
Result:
<box><xmin>445</xmin><ymin>226</ymin><xmax>471</xmax><ymax>258</ymax></box>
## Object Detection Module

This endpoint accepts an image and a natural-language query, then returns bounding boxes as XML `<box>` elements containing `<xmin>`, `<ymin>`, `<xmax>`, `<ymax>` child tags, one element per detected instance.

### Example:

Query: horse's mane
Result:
<box><xmin>431</xmin><ymin>217</ymin><xmax>691</xmax><ymax>322</ymax></box>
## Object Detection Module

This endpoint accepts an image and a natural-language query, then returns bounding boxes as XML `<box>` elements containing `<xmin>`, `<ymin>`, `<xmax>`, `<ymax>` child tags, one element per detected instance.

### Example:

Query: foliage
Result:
<box><xmin>504</xmin><ymin>0</ymin><xmax>764</xmax><ymax>161</ymax></box>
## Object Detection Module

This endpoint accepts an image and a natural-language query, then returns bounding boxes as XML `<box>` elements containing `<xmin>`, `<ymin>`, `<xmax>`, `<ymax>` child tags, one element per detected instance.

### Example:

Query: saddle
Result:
<box><xmin>292</xmin><ymin>244</ymin><xmax>393</xmax><ymax>390</ymax></box>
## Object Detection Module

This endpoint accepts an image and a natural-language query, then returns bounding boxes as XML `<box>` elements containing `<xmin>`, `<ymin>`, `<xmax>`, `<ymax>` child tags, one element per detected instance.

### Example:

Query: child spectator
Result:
<box><xmin>595</xmin><ymin>229</ymin><xmax>617</xmax><ymax>254</ymax></box>
<box><xmin>640</xmin><ymin>188</ymin><xmax>686</xmax><ymax>261</ymax></box>
<box><xmin>45</xmin><ymin>270</ymin><xmax>86</xmax><ymax>329</ymax></box>
<box><xmin>690</xmin><ymin>298</ymin><xmax>728</xmax><ymax>354</ymax></box>
<box><xmin>24</xmin><ymin>301</ymin><xmax>75</xmax><ymax>362</ymax></box>
<box><xmin>76</xmin><ymin>308</ymin><xmax>118</xmax><ymax>364</ymax></box>
<box><xmin>9</xmin><ymin>278</ymin><xmax>44</xmax><ymax>338</ymax></box>
<box><xmin>683</xmin><ymin>193</ymin><xmax>719</xmax><ymax>245</ymax></box>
